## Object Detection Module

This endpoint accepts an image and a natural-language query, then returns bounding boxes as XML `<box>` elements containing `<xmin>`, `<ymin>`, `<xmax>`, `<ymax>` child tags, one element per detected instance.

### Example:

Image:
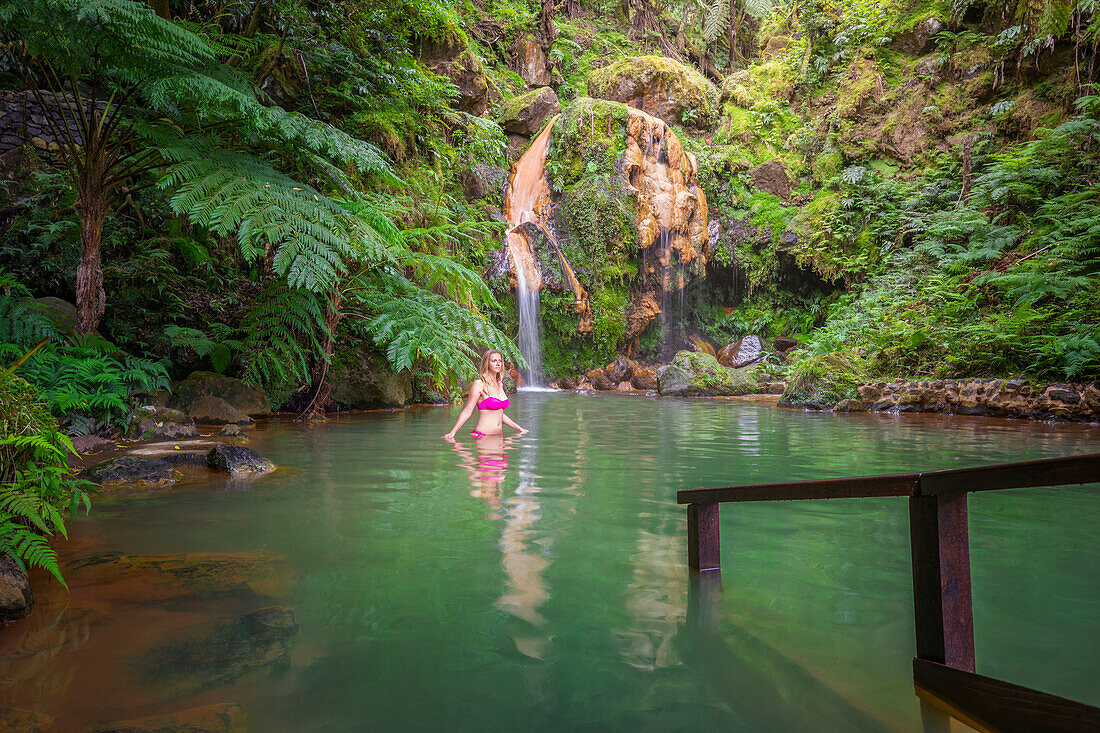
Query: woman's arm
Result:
<box><xmin>501</xmin><ymin>412</ymin><xmax>527</xmax><ymax>434</ymax></box>
<box><xmin>443</xmin><ymin>381</ymin><xmax>483</xmax><ymax>439</ymax></box>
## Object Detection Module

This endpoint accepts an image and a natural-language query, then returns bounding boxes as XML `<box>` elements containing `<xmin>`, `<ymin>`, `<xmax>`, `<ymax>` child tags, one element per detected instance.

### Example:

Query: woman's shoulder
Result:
<box><xmin>470</xmin><ymin>378</ymin><xmax>485</xmax><ymax>393</ymax></box>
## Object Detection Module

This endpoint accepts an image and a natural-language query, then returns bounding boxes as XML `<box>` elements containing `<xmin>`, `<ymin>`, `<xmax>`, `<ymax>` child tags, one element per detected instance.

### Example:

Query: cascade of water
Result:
<box><xmin>504</xmin><ymin>117</ymin><xmax>559</xmax><ymax>387</ymax></box>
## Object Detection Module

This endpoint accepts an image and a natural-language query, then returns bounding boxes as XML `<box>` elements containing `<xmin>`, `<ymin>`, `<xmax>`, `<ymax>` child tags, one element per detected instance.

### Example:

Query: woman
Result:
<box><xmin>443</xmin><ymin>350</ymin><xmax>528</xmax><ymax>440</ymax></box>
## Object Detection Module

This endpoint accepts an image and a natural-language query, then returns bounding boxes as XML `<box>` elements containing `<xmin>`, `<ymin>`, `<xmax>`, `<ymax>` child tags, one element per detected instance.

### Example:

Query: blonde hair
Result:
<box><xmin>478</xmin><ymin>349</ymin><xmax>504</xmax><ymax>388</ymax></box>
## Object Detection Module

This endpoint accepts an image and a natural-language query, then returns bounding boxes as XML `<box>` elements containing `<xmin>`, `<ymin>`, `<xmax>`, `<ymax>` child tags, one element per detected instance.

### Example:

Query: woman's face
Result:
<box><xmin>489</xmin><ymin>353</ymin><xmax>503</xmax><ymax>374</ymax></box>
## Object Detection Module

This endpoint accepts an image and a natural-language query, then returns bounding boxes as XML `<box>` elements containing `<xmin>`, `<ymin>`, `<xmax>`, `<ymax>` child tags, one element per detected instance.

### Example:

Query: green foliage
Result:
<box><xmin>0</xmin><ymin>376</ymin><xmax>95</xmax><ymax>586</ymax></box>
<box><xmin>3</xmin><ymin>338</ymin><xmax>169</xmax><ymax>435</ymax></box>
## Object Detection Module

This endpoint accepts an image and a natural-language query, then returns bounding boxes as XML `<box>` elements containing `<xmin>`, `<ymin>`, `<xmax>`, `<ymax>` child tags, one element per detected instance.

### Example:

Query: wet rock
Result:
<box><xmin>585</xmin><ymin>368</ymin><xmax>615</xmax><ymax>391</ymax></box>
<box><xmin>207</xmin><ymin>445</ymin><xmax>275</xmax><ymax>474</ymax></box>
<box><xmin>220</xmin><ymin>424</ymin><xmax>242</xmax><ymax>436</ymax></box>
<box><xmin>515</xmin><ymin>36</ymin><xmax>552</xmax><ymax>87</ymax></box>
<box><xmin>686</xmin><ymin>336</ymin><xmax>716</xmax><ymax>357</ymax></box>
<box><xmin>68</xmin><ymin>434</ymin><xmax>113</xmax><ymax>455</ymax></box>
<box><xmin>773</xmin><ymin>337</ymin><xmax>799</xmax><ymax>353</ymax></box>
<box><xmin>497</xmin><ymin>87</ymin><xmax>561</xmax><ymax>136</ymax></box>
<box><xmin>84</xmin><ymin>456</ymin><xmax>178</xmax><ymax>487</ymax></box>
<box><xmin>717</xmin><ymin>335</ymin><xmax>766</xmax><ymax>369</ymax></box>
<box><xmin>631</xmin><ymin>366</ymin><xmax>659</xmax><ymax>390</ymax></box>
<box><xmin>604</xmin><ymin>355</ymin><xmax>637</xmax><ymax>384</ymax></box>
<box><xmin>748</xmin><ymin>159</ymin><xmax>792</xmax><ymax>200</ymax></box>
<box><xmin>129</xmin><ymin>406</ymin><xmax>199</xmax><ymax>440</ymax></box>
<box><xmin>0</xmin><ymin>555</ymin><xmax>33</xmax><ymax>623</ymax></box>
<box><xmin>135</xmin><ymin>607</ymin><xmax>297</xmax><ymax>697</ymax></box>
<box><xmin>163</xmin><ymin>452</ymin><xmax>208</xmax><ymax>467</ymax></box>
<box><xmin>171</xmin><ymin>372</ymin><xmax>271</xmax><ymax>417</ymax></box>
<box><xmin>833</xmin><ymin>399</ymin><xmax>867</xmax><ymax>412</ymax></box>
<box><xmin>502</xmin><ymin>372</ymin><xmax>518</xmax><ymax>395</ymax></box>
<box><xmin>188</xmin><ymin>395</ymin><xmax>253</xmax><ymax>426</ymax></box>
<box><xmin>552</xmin><ymin>376</ymin><xmax>576</xmax><ymax>390</ymax></box>
<box><xmin>657</xmin><ymin>351</ymin><xmax>760</xmax><ymax>397</ymax></box>
<box><xmin>890</xmin><ymin>16</ymin><xmax>943</xmax><ymax>55</ymax></box>
<box><xmin>587</xmin><ymin>55</ymin><xmax>719</xmax><ymax>127</ymax></box>
<box><xmin>616</xmin><ymin>381</ymin><xmax>633</xmax><ymax>392</ymax></box>
<box><xmin>329</xmin><ymin>351</ymin><xmax>412</xmax><ymax>409</ymax></box>
<box><xmin>91</xmin><ymin>703</ymin><xmax>246</xmax><ymax>733</ymax></box>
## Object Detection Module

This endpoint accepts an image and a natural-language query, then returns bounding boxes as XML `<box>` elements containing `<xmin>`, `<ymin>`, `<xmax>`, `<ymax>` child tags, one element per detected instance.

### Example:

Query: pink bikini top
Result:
<box><xmin>477</xmin><ymin>395</ymin><xmax>509</xmax><ymax>410</ymax></box>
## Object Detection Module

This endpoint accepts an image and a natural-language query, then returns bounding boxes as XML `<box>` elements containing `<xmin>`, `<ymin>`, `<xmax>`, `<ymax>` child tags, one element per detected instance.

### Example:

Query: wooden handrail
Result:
<box><xmin>679</xmin><ymin>451</ymin><xmax>1100</xmax><ymax>730</ymax></box>
<box><xmin>677</xmin><ymin>453</ymin><xmax>1100</xmax><ymax>505</ymax></box>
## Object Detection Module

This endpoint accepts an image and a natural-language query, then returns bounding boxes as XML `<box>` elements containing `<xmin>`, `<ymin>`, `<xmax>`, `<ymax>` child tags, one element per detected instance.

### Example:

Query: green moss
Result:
<box><xmin>494</xmin><ymin>87</ymin><xmax>546</xmax><ymax>125</ymax></box>
<box><xmin>547</xmin><ymin>97</ymin><xmax>629</xmax><ymax>191</ymax></box>
<box><xmin>587</xmin><ymin>55</ymin><xmax>719</xmax><ymax>127</ymax></box>
<box><xmin>781</xmin><ymin>351</ymin><xmax>871</xmax><ymax>407</ymax></box>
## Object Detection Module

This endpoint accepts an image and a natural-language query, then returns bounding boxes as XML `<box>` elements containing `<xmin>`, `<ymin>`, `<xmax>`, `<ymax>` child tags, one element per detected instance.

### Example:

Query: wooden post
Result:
<box><xmin>687</xmin><ymin>502</ymin><xmax>720</xmax><ymax>571</ymax></box>
<box><xmin>909</xmin><ymin>492</ymin><xmax>975</xmax><ymax>672</ymax></box>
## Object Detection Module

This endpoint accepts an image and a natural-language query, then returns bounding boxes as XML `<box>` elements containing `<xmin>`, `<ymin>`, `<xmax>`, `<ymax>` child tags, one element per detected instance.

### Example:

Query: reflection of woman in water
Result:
<box><xmin>442</xmin><ymin>350</ymin><xmax>527</xmax><ymax>440</ymax></box>
<box><xmin>450</xmin><ymin>433</ymin><xmax>513</xmax><ymax>517</ymax></box>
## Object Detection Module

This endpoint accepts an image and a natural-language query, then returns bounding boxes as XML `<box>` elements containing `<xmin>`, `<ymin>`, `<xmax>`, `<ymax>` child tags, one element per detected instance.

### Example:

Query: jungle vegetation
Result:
<box><xmin>0</xmin><ymin>0</ymin><xmax>1097</xmax><ymax>578</ymax></box>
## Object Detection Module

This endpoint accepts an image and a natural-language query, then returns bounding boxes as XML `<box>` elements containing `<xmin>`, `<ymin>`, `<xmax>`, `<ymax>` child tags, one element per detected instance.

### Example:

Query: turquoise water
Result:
<box><xmin>2</xmin><ymin>393</ymin><xmax>1098</xmax><ymax>731</ymax></box>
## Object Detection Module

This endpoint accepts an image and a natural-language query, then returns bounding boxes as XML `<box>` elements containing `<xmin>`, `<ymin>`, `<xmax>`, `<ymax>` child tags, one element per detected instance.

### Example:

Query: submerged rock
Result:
<box><xmin>0</xmin><ymin>707</ymin><xmax>52</xmax><ymax>732</ymax></box>
<box><xmin>207</xmin><ymin>445</ymin><xmax>275</xmax><ymax>474</ymax></box>
<box><xmin>657</xmin><ymin>351</ymin><xmax>761</xmax><ymax>397</ymax></box>
<box><xmin>63</xmin><ymin>552</ymin><xmax>293</xmax><ymax>601</ymax></box>
<box><xmin>91</xmin><ymin>703</ymin><xmax>246</xmax><ymax>733</ymax></box>
<box><xmin>84</xmin><ymin>456</ymin><xmax>178</xmax><ymax>487</ymax></box>
<box><xmin>135</xmin><ymin>606</ymin><xmax>298</xmax><ymax>697</ymax></box>
<box><xmin>0</xmin><ymin>555</ymin><xmax>33</xmax><ymax>623</ymax></box>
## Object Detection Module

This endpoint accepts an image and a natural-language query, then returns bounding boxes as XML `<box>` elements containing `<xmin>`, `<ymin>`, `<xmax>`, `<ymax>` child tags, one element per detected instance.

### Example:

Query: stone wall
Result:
<box><xmin>0</xmin><ymin>89</ymin><xmax>95</xmax><ymax>155</ymax></box>
<box><xmin>829</xmin><ymin>379</ymin><xmax>1100</xmax><ymax>422</ymax></box>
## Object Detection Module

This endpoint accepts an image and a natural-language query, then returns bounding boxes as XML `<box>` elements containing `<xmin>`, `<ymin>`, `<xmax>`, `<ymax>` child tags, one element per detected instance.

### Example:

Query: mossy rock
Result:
<box><xmin>548</xmin><ymin>97</ymin><xmax>631</xmax><ymax>191</ymax></box>
<box><xmin>587</xmin><ymin>56</ymin><xmax>719</xmax><ymax>128</ymax></box>
<box><xmin>495</xmin><ymin>87</ymin><xmax>561</xmax><ymax>136</ymax></box>
<box><xmin>780</xmin><ymin>352</ymin><xmax>870</xmax><ymax>410</ymax></box>
<box><xmin>656</xmin><ymin>351</ymin><xmax>763</xmax><ymax>396</ymax></box>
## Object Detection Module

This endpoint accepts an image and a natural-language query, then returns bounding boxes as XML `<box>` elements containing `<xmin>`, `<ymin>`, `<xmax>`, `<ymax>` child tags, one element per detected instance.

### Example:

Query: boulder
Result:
<box><xmin>188</xmin><ymin>395</ymin><xmax>253</xmax><ymax>426</ymax></box>
<box><xmin>657</xmin><ymin>351</ymin><xmax>761</xmax><ymax>397</ymax></box>
<box><xmin>515</xmin><ymin>36</ymin><xmax>552</xmax><ymax>87</ymax></box>
<box><xmin>604</xmin><ymin>355</ymin><xmax>637</xmax><ymax>384</ymax></box>
<box><xmin>833</xmin><ymin>398</ymin><xmax>867</xmax><ymax>412</ymax></box>
<box><xmin>68</xmin><ymin>434</ymin><xmax>113</xmax><ymax>455</ymax></box>
<box><xmin>631</xmin><ymin>366</ymin><xmax>659</xmax><ymax>390</ymax></box>
<box><xmin>616</xmin><ymin>381</ymin><xmax>633</xmax><ymax>392</ymax></box>
<box><xmin>171</xmin><ymin>372</ymin><xmax>271</xmax><ymax>417</ymax></box>
<box><xmin>0</xmin><ymin>554</ymin><xmax>33</xmax><ymax>623</ymax></box>
<box><xmin>128</xmin><ymin>406</ymin><xmax>198</xmax><ymax>440</ymax></box>
<box><xmin>207</xmin><ymin>445</ymin><xmax>275</xmax><ymax>474</ymax></box>
<box><xmin>496</xmin><ymin>87</ymin><xmax>561</xmax><ymax>136</ymax></box>
<box><xmin>717</xmin><ymin>335</ymin><xmax>766</xmax><ymax>369</ymax></box>
<box><xmin>84</xmin><ymin>456</ymin><xmax>178</xmax><ymax>487</ymax></box>
<box><xmin>890</xmin><ymin>16</ymin><xmax>943</xmax><ymax>55</ymax></box>
<box><xmin>135</xmin><ymin>606</ymin><xmax>297</xmax><ymax>697</ymax></box>
<box><xmin>329</xmin><ymin>351</ymin><xmax>412</xmax><ymax>408</ymax></box>
<box><xmin>587</xmin><ymin>55</ymin><xmax>719</xmax><ymax>127</ymax></box>
<box><xmin>502</xmin><ymin>372</ymin><xmax>517</xmax><ymax>395</ymax></box>
<box><xmin>773</xmin><ymin>337</ymin><xmax>799</xmax><ymax>353</ymax></box>
<box><xmin>552</xmin><ymin>376</ymin><xmax>576</xmax><ymax>390</ymax></box>
<box><xmin>91</xmin><ymin>703</ymin><xmax>246</xmax><ymax>733</ymax></box>
<box><xmin>584</xmin><ymin>368</ymin><xmax>615</xmax><ymax>391</ymax></box>
<box><xmin>459</xmin><ymin>163</ymin><xmax>508</xmax><ymax>200</ymax></box>
<box><xmin>748</xmin><ymin>159</ymin><xmax>792</xmax><ymax>200</ymax></box>
<box><xmin>33</xmin><ymin>296</ymin><xmax>78</xmax><ymax>339</ymax></box>
<box><xmin>417</xmin><ymin>39</ymin><xmax>488</xmax><ymax>114</ymax></box>
<box><xmin>220</xmin><ymin>424</ymin><xmax>242</xmax><ymax>436</ymax></box>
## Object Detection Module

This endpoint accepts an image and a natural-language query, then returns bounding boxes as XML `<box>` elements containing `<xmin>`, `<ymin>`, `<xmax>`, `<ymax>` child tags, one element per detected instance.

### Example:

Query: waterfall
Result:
<box><xmin>504</xmin><ymin>116</ymin><xmax>559</xmax><ymax>387</ymax></box>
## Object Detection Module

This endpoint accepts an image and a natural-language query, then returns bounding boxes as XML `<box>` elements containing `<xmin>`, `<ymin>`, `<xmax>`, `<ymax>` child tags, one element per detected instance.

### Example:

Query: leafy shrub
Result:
<box><xmin>0</xmin><ymin>375</ymin><xmax>95</xmax><ymax>585</ymax></box>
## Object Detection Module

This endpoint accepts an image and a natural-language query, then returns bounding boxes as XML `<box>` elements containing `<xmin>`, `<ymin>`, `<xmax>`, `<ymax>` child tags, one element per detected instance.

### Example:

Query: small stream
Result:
<box><xmin>2</xmin><ymin>393</ymin><xmax>1098</xmax><ymax>731</ymax></box>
